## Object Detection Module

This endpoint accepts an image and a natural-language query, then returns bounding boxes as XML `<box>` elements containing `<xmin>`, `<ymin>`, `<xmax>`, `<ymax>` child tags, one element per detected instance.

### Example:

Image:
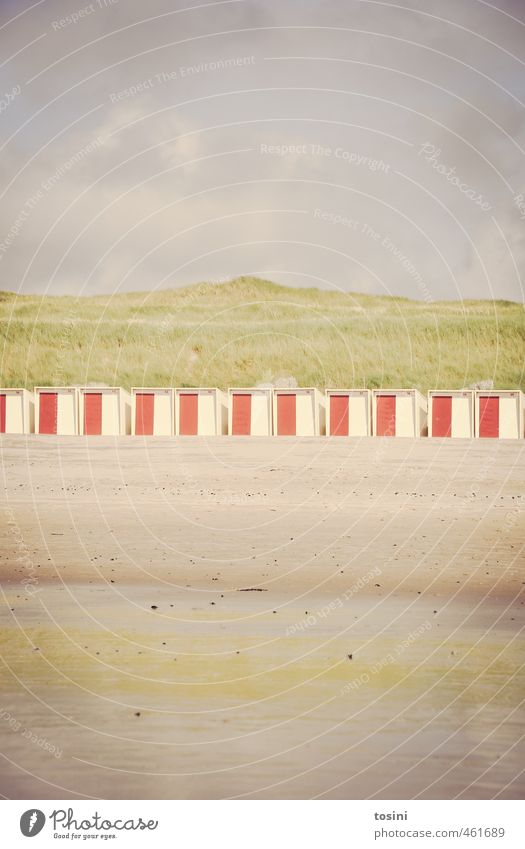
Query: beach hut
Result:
<box><xmin>175</xmin><ymin>388</ymin><xmax>228</xmax><ymax>436</ymax></box>
<box><xmin>428</xmin><ymin>390</ymin><xmax>474</xmax><ymax>438</ymax></box>
<box><xmin>372</xmin><ymin>389</ymin><xmax>427</xmax><ymax>437</ymax></box>
<box><xmin>475</xmin><ymin>390</ymin><xmax>524</xmax><ymax>439</ymax></box>
<box><xmin>79</xmin><ymin>387</ymin><xmax>131</xmax><ymax>435</ymax></box>
<box><xmin>272</xmin><ymin>388</ymin><xmax>325</xmax><ymax>436</ymax></box>
<box><xmin>326</xmin><ymin>389</ymin><xmax>371</xmax><ymax>436</ymax></box>
<box><xmin>0</xmin><ymin>389</ymin><xmax>34</xmax><ymax>434</ymax></box>
<box><xmin>35</xmin><ymin>387</ymin><xmax>78</xmax><ymax>435</ymax></box>
<box><xmin>132</xmin><ymin>388</ymin><xmax>174</xmax><ymax>436</ymax></box>
<box><xmin>228</xmin><ymin>388</ymin><xmax>273</xmax><ymax>436</ymax></box>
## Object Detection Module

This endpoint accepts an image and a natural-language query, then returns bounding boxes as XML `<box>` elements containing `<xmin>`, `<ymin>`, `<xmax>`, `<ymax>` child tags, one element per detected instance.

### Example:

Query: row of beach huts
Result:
<box><xmin>0</xmin><ymin>386</ymin><xmax>524</xmax><ymax>439</ymax></box>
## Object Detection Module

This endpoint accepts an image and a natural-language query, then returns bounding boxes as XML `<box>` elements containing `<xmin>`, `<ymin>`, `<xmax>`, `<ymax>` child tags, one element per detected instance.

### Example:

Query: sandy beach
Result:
<box><xmin>0</xmin><ymin>435</ymin><xmax>523</xmax><ymax>799</ymax></box>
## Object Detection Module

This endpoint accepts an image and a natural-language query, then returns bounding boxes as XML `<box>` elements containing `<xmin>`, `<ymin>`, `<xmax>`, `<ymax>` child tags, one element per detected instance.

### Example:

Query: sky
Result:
<box><xmin>0</xmin><ymin>0</ymin><xmax>524</xmax><ymax>301</ymax></box>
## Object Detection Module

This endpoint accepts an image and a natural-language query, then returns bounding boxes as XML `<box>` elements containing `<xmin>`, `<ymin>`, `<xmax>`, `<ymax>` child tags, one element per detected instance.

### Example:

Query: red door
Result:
<box><xmin>277</xmin><ymin>394</ymin><xmax>296</xmax><ymax>435</ymax></box>
<box><xmin>39</xmin><ymin>393</ymin><xmax>58</xmax><ymax>434</ymax></box>
<box><xmin>135</xmin><ymin>393</ymin><xmax>154</xmax><ymax>435</ymax></box>
<box><xmin>232</xmin><ymin>393</ymin><xmax>251</xmax><ymax>435</ymax></box>
<box><xmin>84</xmin><ymin>393</ymin><xmax>102</xmax><ymax>435</ymax></box>
<box><xmin>330</xmin><ymin>395</ymin><xmax>349</xmax><ymax>436</ymax></box>
<box><xmin>479</xmin><ymin>396</ymin><xmax>499</xmax><ymax>437</ymax></box>
<box><xmin>432</xmin><ymin>395</ymin><xmax>452</xmax><ymax>437</ymax></box>
<box><xmin>376</xmin><ymin>395</ymin><xmax>396</xmax><ymax>436</ymax></box>
<box><xmin>179</xmin><ymin>393</ymin><xmax>198</xmax><ymax>435</ymax></box>
<box><xmin>0</xmin><ymin>394</ymin><xmax>5</xmax><ymax>433</ymax></box>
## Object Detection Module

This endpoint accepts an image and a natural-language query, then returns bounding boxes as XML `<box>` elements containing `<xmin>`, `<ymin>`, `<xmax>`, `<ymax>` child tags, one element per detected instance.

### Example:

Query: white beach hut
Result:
<box><xmin>132</xmin><ymin>388</ymin><xmax>174</xmax><ymax>436</ymax></box>
<box><xmin>175</xmin><ymin>388</ymin><xmax>228</xmax><ymax>436</ymax></box>
<box><xmin>79</xmin><ymin>387</ymin><xmax>131</xmax><ymax>435</ymax></box>
<box><xmin>326</xmin><ymin>389</ymin><xmax>371</xmax><ymax>436</ymax></box>
<box><xmin>35</xmin><ymin>387</ymin><xmax>78</xmax><ymax>435</ymax></box>
<box><xmin>0</xmin><ymin>389</ymin><xmax>34</xmax><ymax>434</ymax></box>
<box><xmin>475</xmin><ymin>390</ymin><xmax>524</xmax><ymax>439</ymax></box>
<box><xmin>428</xmin><ymin>390</ymin><xmax>474</xmax><ymax>438</ymax></box>
<box><xmin>272</xmin><ymin>388</ymin><xmax>325</xmax><ymax>436</ymax></box>
<box><xmin>228</xmin><ymin>388</ymin><xmax>273</xmax><ymax>436</ymax></box>
<box><xmin>372</xmin><ymin>389</ymin><xmax>427</xmax><ymax>437</ymax></box>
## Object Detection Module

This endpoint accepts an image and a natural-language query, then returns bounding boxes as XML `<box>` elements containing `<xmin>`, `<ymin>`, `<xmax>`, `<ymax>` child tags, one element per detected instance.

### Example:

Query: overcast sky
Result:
<box><xmin>0</xmin><ymin>0</ymin><xmax>524</xmax><ymax>301</ymax></box>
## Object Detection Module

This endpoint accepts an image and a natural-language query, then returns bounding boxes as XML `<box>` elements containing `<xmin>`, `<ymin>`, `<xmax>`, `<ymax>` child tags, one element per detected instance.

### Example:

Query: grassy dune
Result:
<box><xmin>0</xmin><ymin>277</ymin><xmax>523</xmax><ymax>391</ymax></box>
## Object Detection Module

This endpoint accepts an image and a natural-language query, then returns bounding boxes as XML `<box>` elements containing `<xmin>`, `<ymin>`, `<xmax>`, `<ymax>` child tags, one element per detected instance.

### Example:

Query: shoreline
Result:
<box><xmin>1</xmin><ymin>436</ymin><xmax>523</xmax><ymax>799</ymax></box>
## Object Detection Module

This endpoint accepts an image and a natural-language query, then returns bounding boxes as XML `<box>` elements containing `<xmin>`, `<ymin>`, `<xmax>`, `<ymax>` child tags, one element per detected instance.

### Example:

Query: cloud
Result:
<box><xmin>0</xmin><ymin>0</ymin><xmax>523</xmax><ymax>301</ymax></box>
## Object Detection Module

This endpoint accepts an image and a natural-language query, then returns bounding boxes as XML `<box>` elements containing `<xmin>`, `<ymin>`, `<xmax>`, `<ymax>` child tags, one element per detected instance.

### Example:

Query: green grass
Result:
<box><xmin>0</xmin><ymin>277</ymin><xmax>523</xmax><ymax>391</ymax></box>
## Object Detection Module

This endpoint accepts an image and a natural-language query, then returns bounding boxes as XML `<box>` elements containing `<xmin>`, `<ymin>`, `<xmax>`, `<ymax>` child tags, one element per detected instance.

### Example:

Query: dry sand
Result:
<box><xmin>0</xmin><ymin>435</ymin><xmax>523</xmax><ymax>799</ymax></box>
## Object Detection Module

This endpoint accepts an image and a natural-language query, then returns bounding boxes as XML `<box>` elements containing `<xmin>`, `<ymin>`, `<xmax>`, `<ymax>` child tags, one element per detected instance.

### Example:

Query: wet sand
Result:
<box><xmin>0</xmin><ymin>435</ymin><xmax>524</xmax><ymax>799</ymax></box>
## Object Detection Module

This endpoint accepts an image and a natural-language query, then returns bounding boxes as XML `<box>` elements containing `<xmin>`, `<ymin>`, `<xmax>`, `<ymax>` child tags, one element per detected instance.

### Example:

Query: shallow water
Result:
<box><xmin>1</xmin><ymin>437</ymin><xmax>523</xmax><ymax>798</ymax></box>
<box><xmin>1</xmin><ymin>584</ymin><xmax>523</xmax><ymax>799</ymax></box>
